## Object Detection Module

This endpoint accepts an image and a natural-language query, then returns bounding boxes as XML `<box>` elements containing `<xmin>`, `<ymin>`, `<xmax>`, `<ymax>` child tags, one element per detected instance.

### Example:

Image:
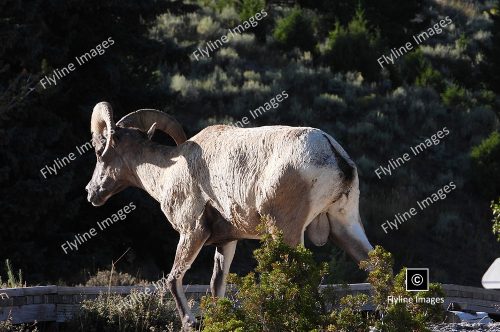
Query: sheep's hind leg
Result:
<box><xmin>167</xmin><ymin>230</ymin><xmax>209</xmax><ymax>330</ymax></box>
<box><xmin>210</xmin><ymin>240</ymin><xmax>237</xmax><ymax>298</ymax></box>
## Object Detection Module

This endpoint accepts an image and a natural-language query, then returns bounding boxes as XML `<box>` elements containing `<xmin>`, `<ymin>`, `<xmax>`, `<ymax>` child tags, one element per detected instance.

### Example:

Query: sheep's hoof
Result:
<box><xmin>181</xmin><ymin>316</ymin><xmax>199</xmax><ymax>331</ymax></box>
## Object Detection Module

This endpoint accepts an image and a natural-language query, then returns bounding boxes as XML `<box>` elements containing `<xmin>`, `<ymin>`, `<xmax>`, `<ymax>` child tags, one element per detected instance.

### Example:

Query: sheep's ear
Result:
<box><xmin>147</xmin><ymin>122</ymin><xmax>157</xmax><ymax>140</ymax></box>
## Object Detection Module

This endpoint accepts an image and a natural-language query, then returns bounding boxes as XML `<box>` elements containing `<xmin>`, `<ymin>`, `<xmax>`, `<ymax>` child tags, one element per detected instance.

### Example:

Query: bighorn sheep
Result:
<box><xmin>86</xmin><ymin>102</ymin><xmax>373</xmax><ymax>328</ymax></box>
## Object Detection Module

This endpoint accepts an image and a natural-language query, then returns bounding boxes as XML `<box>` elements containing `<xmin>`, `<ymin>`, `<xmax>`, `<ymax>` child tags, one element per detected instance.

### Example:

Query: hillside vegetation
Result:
<box><xmin>0</xmin><ymin>0</ymin><xmax>499</xmax><ymax>286</ymax></box>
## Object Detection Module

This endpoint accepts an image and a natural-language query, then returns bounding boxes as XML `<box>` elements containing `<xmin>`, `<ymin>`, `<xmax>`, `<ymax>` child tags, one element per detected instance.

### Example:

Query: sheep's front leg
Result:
<box><xmin>167</xmin><ymin>231</ymin><xmax>209</xmax><ymax>329</ymax></box>
<box><xmin>210</xmin><ymin>240</ymin><xmax>237</xmax><ymax>298</ymax></box>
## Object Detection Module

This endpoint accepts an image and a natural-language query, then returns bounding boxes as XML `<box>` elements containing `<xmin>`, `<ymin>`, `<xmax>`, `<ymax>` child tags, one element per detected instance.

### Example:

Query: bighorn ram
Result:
<box><xmin>86</xmin><ymin>102</ymin><xmax>373</xmax><ymax>328</ymax></box>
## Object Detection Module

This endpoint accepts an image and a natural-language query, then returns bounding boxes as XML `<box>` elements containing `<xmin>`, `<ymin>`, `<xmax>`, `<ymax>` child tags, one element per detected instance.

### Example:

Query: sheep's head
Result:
<box><xmin>86</xmin><ymin>102</ymin><xmax>187</xmax><ymax>206</ymax></box>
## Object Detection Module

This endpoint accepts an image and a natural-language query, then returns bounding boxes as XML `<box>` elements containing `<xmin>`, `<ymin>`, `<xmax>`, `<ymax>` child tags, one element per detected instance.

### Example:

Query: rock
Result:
<box><xmin>428</xmin><ymin>323</ymin><xmax>500</xmax><ymax>332</ymax></box>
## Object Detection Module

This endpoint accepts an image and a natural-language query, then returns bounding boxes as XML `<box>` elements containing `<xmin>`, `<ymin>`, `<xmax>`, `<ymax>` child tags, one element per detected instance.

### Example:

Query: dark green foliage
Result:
<box><xmin>359</xmin><ymin>246</ymin><xmax>393</xmax><ymax>309</ymax></box>
<box><xmin>360</xmin><ymin>0</ymin><xmax>421</xmax><ymax>45</ymax></box>
<box><xmin>327</xmin><ymin>294</ymin><xmax>371</xmax><ymax>331</ymax></box>
<box><xmin>415</xmin><ymin>66</ymin><xmax>444</xmax><ymax>92</ymax></box>
<box><xmin>0</xmin><ymin>0</ymin><xmax>187</xmax><ymax>284</ymax></box>
<box><xmin>296</xmin><ymin>0</ymin><xmax>421</xmax><ymax>43</ymax></box>
<box><xmin>401</xmin><ymin>50</ymin><xmax>451</xmax><ymax>95</ymax></box>
<box><xmin>200</xmin><ymin>298</ymin><xmax>246</xmax><ymax>332</ymax></box>
<box><xmin>240</xmin><ymin>0</ymin><xmax>268</xmax><ymax>42</ymax></box>
<box><xmin>324</xmin><ymin>8</ymin><xmax>381</xmax><ymax>81</ymax></box>
<box><xmin>493</xmin><ymin>198</ymin><xmax>500</xmax><ymax>241</ymax></box>
<box><xmin>202</xmin><ymin>236</ymin><xmax>445</xmax><ymax>331</ymax></box>
<box><xmin>471</xmin><ymin>131</ymin><xmax>500</xmax><ymax>199</ymax></box>
<box><xmin>201</xmin><ymin>227</ymin><xmax>328</xmax><ymax>332</ymax></box>
<box><xmin>273</xmin><ymin>7</ymin><xmax>316</xmax><ymax>51</ymax></box>
<box><xmin>483</xmin><ymin>5</ymin><xmax>500</xmax><ymax>95</ymax></box>
<box><xmin>376</xmin><ymin>249</ymin><xmax>445</xmax><ymax>330</ymax></box>
<box><xmin>1</xmin><ymin>0</ymin><xmax>499</xmax><ymax>289</ymax></box>
<box><xmin>441</xmin><ymin>84</ymin><xmax>467</xmax><ymax>107</ymax></box>
<box><xmin>239</xmin><ymin>0</ymin><xmax>265</xmax><ymax>21</ymax></box>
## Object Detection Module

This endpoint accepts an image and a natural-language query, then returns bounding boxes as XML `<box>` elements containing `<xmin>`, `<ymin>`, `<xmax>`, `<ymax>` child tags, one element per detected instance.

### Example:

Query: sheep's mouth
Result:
<box><xmin>88</xmin><ymin>190</ymin><xmax>110</xmax><ymax>206</ymax></box>
<box><xmin>91</xmin><ymin>199</ymin><xmax>105</xmax><ymax>207</ymax></box>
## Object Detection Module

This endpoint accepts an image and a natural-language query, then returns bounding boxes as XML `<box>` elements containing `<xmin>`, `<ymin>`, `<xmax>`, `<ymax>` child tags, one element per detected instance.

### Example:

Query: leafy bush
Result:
<box><xmin>415</xmin><ymin>66</ymin><xmax>444</xmax><ymax>92</ymax></box>
<box><xmin>239</xmin><ymin>0</ymin><xmax>265</xmax><ymax>21</ymax></box>
<box><xmin>471</xmin><ymin>131</ymin><xmax>500</xmax><ymax>198</ymax></box>
<box><xmin>68</xmin><ymin>291</ymin><xmax>181</xmax><ymax>332</ymax></box>
<box><xmin>492</xmin><ymin>198</ymin><xmax>500</xmax><ymax>241</ymax></box>
<box><xmin>324</xmin><ymin>7</ymin><xmax>380</xmax><ymax>81</ymax></box>
<box><xmin>398</xmin><ymin>48</ymin><xmax>451</xmax><ymax>92</ymax></box>
<box><xmin>327</xmin><ymin>294</ymin><xmax>371</xmax><ymax>331</ymax></box>
<box><xmin>327</xmin><ymin>246</ymin><xmax>445</xmax><ymax>331</ymax></box>
<box><xmin>366</xmin><ymin>246</ymin><xmax>444</xmax><ymax>331</ymax></box>
<box><xmin>273</xmin><ymin>7</ymin><xmax>316</xmax><ymax>51</ymax></box>
<box><xmin>200</xmin><ymin>298</ymin><xmax>246</xmax><ymax>332</ymax></box>
<box><xmin>202</xmin><ymin>230</ymin><xmax>445</xmax><ymax>331</ymax></box>
<box><xmin>201</xmin><ymin>226</ymin><xmax>328</xmax><ymax>331</ymax></box>
<box><xmin>441</xmin><ymin>84</ymin><xmax>467</xmax><ymax>107</ymax></box>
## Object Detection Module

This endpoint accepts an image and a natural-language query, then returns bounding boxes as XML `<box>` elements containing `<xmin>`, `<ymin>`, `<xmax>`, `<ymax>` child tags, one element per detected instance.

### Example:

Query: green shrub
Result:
<box><xmin>329</xmin><ymin>246</ymin><xmax>444</xmax><ymax>331</ymax></box>
<box><xmin>201</xmin><ymin>226</ymin><xmax>328</xmax><ymax>331</ymax></box>
<box><xmin>471</xmin><ymin>131</ymin><xmax>500</xmax><ymax>198</ymax></box>
<box><xmin>492</xmin><ymin>198</ymin><xmax>500</xmax><ymax>241</ymax></box>
<box><xmin>327</xmin><ymin>294</ymin><xmax>371</xmax><ymax>332</ymax></box>
<box><xmin>273</xmin><ymin>7</ymin><xmax>316</xmax><ymax>51</ymax></box>
<box><xmin>68</xmin><ymin>291</ymin><xmax>181</xmax><ymax>332</ymax></box>
<box><xmin>398</xmin><ymin>50</ymin><xmax>426</xmax><ymax>84</ymax></box>
<box><xmin>239</xmin><ymin>0</ymin><xmax>265</xmax><ymax>21</ymax></box>
<box><xmin>200</xmin><ymin>297</ymin><xmax>246</xmax><ymax>332</ymax></box>
<box><xmin>441</xmin><ymin>84</ymin><xmax>467</xmax><ymax>107</ymax></box>
<box><xmin>477</xmin><ymin>89</ymin><xmax>496</xmax><ymax>107</ymax></box>
<box><xmin>202</xmin><ymin>233</ymin><xmax>444</xmax><ymax>331</ymax></box>
<box><xmin>360</xmin><ymin>246</ymin><xmax>445</xmax><ymax>332</ymax></box>
<box><xmin>200</xmin><ymin>0</ymin><xmax>267</xmax><ymax>41</ymax></box>
<box><xmin>359</xmin><ymin>246</ymin><xmax>393</xmax><ymax>309</ymax></box>
<box><xmin>415</xmin><ymin>66</ymin><xmax>444</xmax><ymax>92</ymax></box>
<box><xmin>324</xmin><ymin>7</ymin><xmax>380</xmax><ymax>81</ymax></box>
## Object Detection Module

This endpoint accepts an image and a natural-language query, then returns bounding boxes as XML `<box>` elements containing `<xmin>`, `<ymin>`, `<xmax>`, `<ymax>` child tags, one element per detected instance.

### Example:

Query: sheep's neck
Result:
<box><xmin>129</xmin><ymin>144</ymin><xmax>174</xmax><ymax>202</ymax></box>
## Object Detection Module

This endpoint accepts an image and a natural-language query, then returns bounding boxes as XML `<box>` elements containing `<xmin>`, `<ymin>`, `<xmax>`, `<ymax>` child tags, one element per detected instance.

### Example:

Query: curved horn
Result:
<box><xmin>116</xmin><ymin>109</ymin><xmax>187</xmax><ymax>145</ymax></box>
<box><xmin>91</xmin><ymin>102</ymin><xmax>115</xmax><ymax>156</ymax></box>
